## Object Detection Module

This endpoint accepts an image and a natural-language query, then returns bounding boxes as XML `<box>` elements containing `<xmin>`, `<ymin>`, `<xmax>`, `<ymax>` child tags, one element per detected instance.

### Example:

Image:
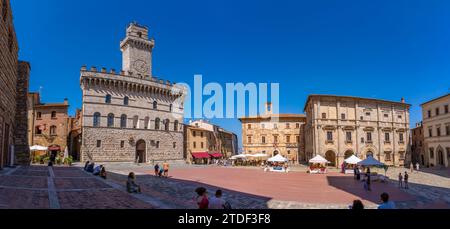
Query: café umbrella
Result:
<box><xmin>357</xmin><ymin>156</ymin><xmax>385</xmax><ymax>167</ymax></box>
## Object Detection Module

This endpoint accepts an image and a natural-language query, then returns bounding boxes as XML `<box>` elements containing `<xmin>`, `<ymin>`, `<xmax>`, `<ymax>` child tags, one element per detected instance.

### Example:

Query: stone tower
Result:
<box><xmin>120</xmin><ymin>22</ymin><xmax>155</xmax><ymax>77</ymax></box>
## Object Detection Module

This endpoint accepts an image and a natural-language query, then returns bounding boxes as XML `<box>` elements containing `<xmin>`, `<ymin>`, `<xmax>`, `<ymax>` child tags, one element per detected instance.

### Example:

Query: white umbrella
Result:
<box><xmin>231</xmin><ymin>154</ymin><xmax>247</xmax><ymax>160</ymax></box>
<box><xmin>309</xmin><ymin>155</ymin><xmax>330</xmax><ymax>164</ymax></box>
<box><xmin>357</xmin><ymin>156</ymin><xmax>385</xmax><ymax>167</ymax></box>
<box><xmin>248</xmin><ymin>153</ymin><xmax>269</xmax><ymax>158</ymax></box>
<box><xmin>268</xmin><ymin>154</ymin><xmax>288</xmax><ymax>163</ymax></box>
<box><xmin>344</xmin><ymin>155</ymin><xmax>362</xmax><ymax>165</ymax></box>
<box><xmin>30</xmin><ymin>145</ymin><xmax>48</xmax><ymax>151</ymax></box>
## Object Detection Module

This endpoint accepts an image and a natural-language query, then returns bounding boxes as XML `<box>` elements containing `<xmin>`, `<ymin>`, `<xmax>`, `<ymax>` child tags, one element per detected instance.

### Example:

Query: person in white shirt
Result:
<box><xmin>209</xmin><ymin>190</ymin><xmax>226</xmax><ymax>209</ymax></box>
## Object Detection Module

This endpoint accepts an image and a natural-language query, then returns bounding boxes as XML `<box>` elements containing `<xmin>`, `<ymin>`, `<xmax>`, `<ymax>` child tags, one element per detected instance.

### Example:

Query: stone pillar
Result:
<box><xmin>14</xmin><ymin>61</ymin><xmax>31</xmax><ymax>165</ymax></box>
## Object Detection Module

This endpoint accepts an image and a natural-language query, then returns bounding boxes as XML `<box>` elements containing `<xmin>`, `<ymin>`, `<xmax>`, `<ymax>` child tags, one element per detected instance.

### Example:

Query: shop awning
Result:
<box><xmin>209</xmin><ymin>152</ymin><xmax>223</xmax><ymax>158</ymax></box>
<box><xmin>192</xmin><ymin>152</ymin><xmax>211</xmax><ymax>159</ymax></box>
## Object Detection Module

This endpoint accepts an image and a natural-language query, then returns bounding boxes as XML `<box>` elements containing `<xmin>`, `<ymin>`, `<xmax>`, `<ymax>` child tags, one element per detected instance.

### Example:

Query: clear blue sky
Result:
<box><xmin>12</xmin><ymin>0</ymin><xmax>450</xmax><ymax>149</ymax></box>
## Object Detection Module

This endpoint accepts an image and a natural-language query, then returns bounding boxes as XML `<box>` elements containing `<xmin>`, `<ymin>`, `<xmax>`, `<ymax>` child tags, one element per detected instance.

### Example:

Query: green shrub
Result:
<box><xmin>64</xmin><ymin>156</ymin><xmax>73</xmax><ymax>166</ymax></box>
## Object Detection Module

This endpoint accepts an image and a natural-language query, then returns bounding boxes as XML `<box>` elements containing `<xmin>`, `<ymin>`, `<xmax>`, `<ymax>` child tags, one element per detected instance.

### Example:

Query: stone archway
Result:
<box><xmin>344</xmin><ymin>150</ymin><xmax>354</xmax><ymax>159</ymax></box>
<box><xmin>325</xmin><ymin>150</ymin><xmax>336</xmax><ymax>167</ymax></box>
<box><xmin>136</xmin><ymin>140</ymin><xmax>146</xmax><ymax>163</ymax></box>
<box><xmin>437</xmin><ymin>148</ymin><xmax>444</xmax><ymax>166</ymax></box>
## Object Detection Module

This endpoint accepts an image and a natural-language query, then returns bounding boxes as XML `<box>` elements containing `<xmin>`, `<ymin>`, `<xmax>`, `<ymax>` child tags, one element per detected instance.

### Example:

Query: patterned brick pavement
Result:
<box><xmin>0</xmin><ymin>165</ymin><xmax>153</xmax><ymax>209</ymax></box>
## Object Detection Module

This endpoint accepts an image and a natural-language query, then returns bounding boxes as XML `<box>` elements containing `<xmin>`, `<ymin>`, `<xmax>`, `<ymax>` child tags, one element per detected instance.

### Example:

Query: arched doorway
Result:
<box><xmin>437</xmin><ymin>149</ymin><xmax>444</xmax><ymax>166</ymax></box>
<box><xmin>344</xmin><ymin>150</ymin><xmax>354</xmax><ymax>159</ymax></box>
<box><xmin>136</xmin><ymin>140</ymin><xmax>146</xmax><ymax>163</ymax></box>
<box><xmin>325</xmin><ymin>151</ymin><xmax>336</xmax><ymax>167</ymax></box>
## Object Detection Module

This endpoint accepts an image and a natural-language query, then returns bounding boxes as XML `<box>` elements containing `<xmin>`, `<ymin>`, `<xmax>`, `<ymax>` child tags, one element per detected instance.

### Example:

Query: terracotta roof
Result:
<box><xmin>239</xmin><ymin>114</ymin><xmax>306</xmax><ymax>121</ymax></box>
<box><xmin>420</xmin><ymin>93</ymin><xmax>450</xmax><ymax>106</ymax></box>
<box><xmin>304</xmin><ymin>94</ymin><xmax>411</xmax><ymax>111</ymax></box>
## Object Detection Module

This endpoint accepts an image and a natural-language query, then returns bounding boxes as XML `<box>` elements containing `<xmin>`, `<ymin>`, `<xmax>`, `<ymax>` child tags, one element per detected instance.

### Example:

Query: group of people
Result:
<box><xmin>409</xmin><ymin>162</ymin><xmax>420</xmax><ymax>173</ymax></box>
<box><xmin>195</xmin><ymin>187</ymin><xmax>232</xmax><ymax>209</ymax></box>
<box><xmin>154</xmin><ymin>162</ymin><xmax>170</xmax><ymax>178</ymax></box>
<box><xmin>398</xmin><ymin>171</ymin><xmax>409</xmax><ymax>189</ymax></box>
<box><xmin>350</xmin><ymin>192</ymin><xmax>396</xmax><ymax>210</ymax></box>
<box><xmin>84</xmin><ymin>161</ymin><xmax>107</xmax><ymax>179</ymax></box>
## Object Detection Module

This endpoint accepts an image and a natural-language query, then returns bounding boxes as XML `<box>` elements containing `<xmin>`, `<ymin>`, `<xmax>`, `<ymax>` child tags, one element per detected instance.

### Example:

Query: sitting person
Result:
<box><xmin>86</xmin><ymin>163</ymin><xmax>95</xmax><ymax>173</ymax></box>
<box><xmin>99</xmin><ymin>167</ymin><xmax>107</xmax><ymax>179</ymax></box>
<box><xmin>209</xmin><ymin>190</ymin><xmax>226</xmax><ymax>209</ymax></box>
<box><xmin>93</xmin><ymin>165</ymin><xmax>103</xmax><ymax>176</ymax></box>
<box><xmin>126</xmin><ymin>172</ymin><xmax>141</xmax><ymax>194</ymax></box>
<box><xmin>350</xmin><ymin>200</ymin><xmax>364</xmax><ymax>210</ymax></box>
<box><xmin>378</xmin><ymin>193</ymin><xmax>396</xmax><ymax>209</ymax></box>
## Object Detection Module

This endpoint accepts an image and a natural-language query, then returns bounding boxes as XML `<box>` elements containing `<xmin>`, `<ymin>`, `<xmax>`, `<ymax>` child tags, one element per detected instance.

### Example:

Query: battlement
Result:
<box><xmin>80</xmin><ymin>65</ymin><xmax>176</xmax><ymax>87</ymax></box>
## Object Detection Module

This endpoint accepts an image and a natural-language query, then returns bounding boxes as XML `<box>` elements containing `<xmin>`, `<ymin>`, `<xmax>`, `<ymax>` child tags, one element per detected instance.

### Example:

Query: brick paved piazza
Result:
<box><xmin>0</xmin><ymin>164</ymin><xmax>449</xmax><ymax>209</ymax></box>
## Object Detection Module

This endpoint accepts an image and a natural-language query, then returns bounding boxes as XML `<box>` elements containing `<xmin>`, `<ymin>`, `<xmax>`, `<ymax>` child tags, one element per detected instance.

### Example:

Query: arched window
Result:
<box><xmin>144</xmin><ymin>117</ymin><xmax>150</xmax><ymax>129</ymax></box>
<box><xmin>93</xmin><ymin>112</ymin><xmax>101</xmax><ymax>127</ymax></box>
<box><xmin>50</xmin><ymin>126</ymin><xmax>57</xmax><ymax>136</ymax></box>
<box><xmin>169</xmin><ymin>104</ymin><xmax>173</xmax><ymax>112</ymax></box>
<box><xmin>124</xmin><ymin>96</ymin><xmax>129</xmax><ymax>106</ymax></box>
<box><xmin>164</xmin><ymin>119</ymin><xmax>170</xmax><ymax>131</ymax></box>
<box><xmin>174</xmin><ymin>120</ymin><xmax>179</xmax><ymax>131</ymax></box>
<box><xmin>107</xmin><ymin>113</ymin><xmax>115</xmax><ymax>127</ymax></box>
<box><xmin>153</xmin><ymin>101</ymin><xmax>158</xmax><ymax>110</ymax></box>
<box><xmin>155</xmin><ymin>118</ymin><xmax>160</xmax><ymax>130</ymax></box>
<box><xmin>51</xmin><ymin>111</ymin><xmax>57</xmax><ymax>119</ymax></box>
<box><xmin>133</xmin><ymin>115</ymin><xmax>139</xmax><ymax>129</ymax></box>
<box><xmin>120</xmin><ymin>114</ymin><xmax>127</xmax><ymax>128</ymax></box>
<box><xmin>105</xmin><ymin>94</ymin><xmax>112</xmax><ymax>104</ymax></box>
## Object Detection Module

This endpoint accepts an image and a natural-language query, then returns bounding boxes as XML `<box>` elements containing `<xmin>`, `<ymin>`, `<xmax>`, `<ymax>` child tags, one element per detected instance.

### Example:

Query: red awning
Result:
<box><xmin>48</xmin><ymin>145</ymin><xmax>61</xmax><ymax>151</ymax></box>
<box><xmin>192</xmin><ymin>152</ymin><xmax>211</xmax><ymax>159</ymax></box>
<box><xmin>210</xmin><ymin>152</ymin><xmax>223</xmax><ymax>158</ymax></box>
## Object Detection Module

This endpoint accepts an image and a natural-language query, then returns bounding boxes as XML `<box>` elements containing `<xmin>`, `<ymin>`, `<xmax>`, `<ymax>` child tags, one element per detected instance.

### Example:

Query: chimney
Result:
<box><xmin>265</xmin><ymin>102</ymin><xmax>273</xmax><ymax>115</ymax></box>
<box><xmin>401</xmin><ymin>98</ymin><xmax>405</xmax><ymax>103</ymax></box>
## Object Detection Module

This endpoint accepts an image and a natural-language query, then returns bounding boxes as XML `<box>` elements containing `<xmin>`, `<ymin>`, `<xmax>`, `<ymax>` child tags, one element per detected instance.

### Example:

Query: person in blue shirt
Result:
<box><xmin>378</xmin><ymin>193</ymin><xmax>396</xmax><ymax>209</ymax></box>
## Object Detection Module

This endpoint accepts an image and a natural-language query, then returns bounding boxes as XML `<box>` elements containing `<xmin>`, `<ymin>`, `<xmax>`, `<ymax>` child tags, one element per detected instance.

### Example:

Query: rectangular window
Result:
<box><xmin>286</xmin><ymin>123</ymin><xmax>290</xmax><ymax>129</ymax></box>
<box><xmin>327</xmin><ymin>131</ymin><xmax>333</xmax><ymax>141</ymax></box>
<box><xmin>248</xmin><ymin>124</ymin><xmax>252</xmax><ymax>129</ymax></box>
<box><xmin>445</xmin><ymin>105</ymin><xmax>449</xmax><ymax>114</ymax></box>
<box><xmin>399</xmin><ymin>133</ymin><xmax>404</xmax><ymax>142</ymax></box>
<box><xmin>193</xmin><ymin>131</ymin><xmax>196</xmax><ymax>137</ymax></box>
<box><xmin>247</xmin><ymin>136</ymin><xmax>252</xmax><ymax>144</ymax></box>
<box><xmin>296</xmin><ymin>135</ymin><xmax>300</xmax><ymax>143</ymax></box>
<box><xmin>360</xmin><ymin>116</ymin><xmax>364</xmax><ymax>121</ymax></box>
<box><xmin>385</xmin><ymin>152</ymin><xmax>391</xmax><ymax>161</ymax></box>
<box><xmin>446</xmin><ymin>126</ymin><xmax>450</xmax><ymax>136</ymax></box>
<box><xmin>274</xmin><ymin>136</ymin><xmax>279</xmax><ymax>143</ymax></box>
<box><xmin>428</xmin><ymin>110</ymin><xmax>432</xmax><ymax>118</ymax></box>
<box><xmin>341</xmin><ymin>114</ymin><xmax>346</xmax><ymax>120</ymax></box>
<box><xmin>36</xmin><ymin>112</ymin><xmax>42</xmax><ymax>119</ymax></box>
<box><xmin>384</xmin><ymin>114</ymin><xmax>389</xmax><ymax>118</ymax></box>
<box><xmin>262</xmin><ymin>136</ymin><xmax>266</xmax><ymax>144</ymax></box>
<box><xmin>96</xmin><ymin>140</ymin><xmax>101</xmax><ymax>148</ymax></box>
<box><xmin>322</xmin><ymin>113</ymin><xmax>327</xmax><ymax>119</ymax></box>
<box><xmin>429</xmin><ymin>129</ymin><xmax>433</xmax><ymax>137</ymax></box>
<box><xmin>385</xmin><ymin>133</ymin><xmax>390</xmax><ymax>142</ymax></box>
<box><xmin>367</xmin><ymin>132</ymin><xmax>372</xmax><ymax>142</ymax></box>
<box><xmin>399</xmin><ymin>152</ymin><xmax>405</xmax><ymax>160</ymax></box>
<box><xmin>120</xmin><ymin>141</ymin><xmax>125</xmax><ymax>148</ymax></box>
<box><xmin>173</xmin><ymin>142</ymin><xmax>177</xmax><ymax>149</ymax></box>
<box><xmin>156</xmin><ymin>141</ymin><xmax>160</xmax><ymax>148</ymax></box>
<box><xmin>361</xmin><ymin>137</ymin><xmax>365</xmax><ymax>143</ymax></box>
<box><xmin>201</xmin><ymin>142</ymin><xmax>204</xmax><ymax>148</ymax></box>
<box><xmin>366</xmin><ymin>112</ymin><xmax>371</xmax><ymax>116</ymax></box>
<box><xmin>398</xmin><ymin>115</ymin><xmax>402</xmax><ymax>119</ymax></box>
<box><xmin>201</xmin><ymin>132</ymin><xmax>204</xmax><ymax>138</ymax></box>
<box><xmin>286</xmin><ymin>135</ymin><xmax>291</xmax><ymax>143</ymax></box>
<box><xmin>346</xmin><ymin>132</ymin><xmax>352</xmax><ymax>142</ymax></box>
<box><xmin>436</xmin><ymin>108</ymin><xmax>440</xmax><ymax>116</ymax></box>
<box><xmin>296</xmin><ymin>123</ymin><xmax>300</xmax><ymax>129</ymax></box>
<box><xmin>193</xmin><ymin>142</ymin><xmax>196</xmax><ymax>149</ymax></box>
<box><xmin>437</xmin><ymin>127</ymin><xmax>441</xmax><ymax>137</ymax></box>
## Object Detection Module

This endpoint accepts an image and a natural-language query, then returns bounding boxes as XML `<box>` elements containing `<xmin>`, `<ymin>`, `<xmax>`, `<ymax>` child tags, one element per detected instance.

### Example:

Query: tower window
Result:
<box><xmin>105</xmin><ymin>94</ymin><xmax>112</xmax><ymax>104</ymax></box>
<box><xmin>137</xmin><ymin>31</ymin><xmax>142</xmax><ymax>38</ymax></box>
<box><xmin>51</xmin><ymin>111</ymin><xmax>57</xmax><ymax>119</ymax></box>
<box><xmin>124</xmin><ymin>96</ymin><xmax>129</xmax><ymax>106</ymax></box>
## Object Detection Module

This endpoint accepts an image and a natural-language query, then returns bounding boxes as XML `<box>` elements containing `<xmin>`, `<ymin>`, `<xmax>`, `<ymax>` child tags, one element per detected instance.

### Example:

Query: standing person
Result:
<box><xmin>84</xmin><ymin>161</ymin><xmax>90</xmax><ymax>171</ymax></box>
<box><xmin>378</xmin><ymin>193</ymin><xmax>396</xmax><ymax>209</ymax></box>
<box><xmin>366</xmin><ymin>171</ymin><xmax>371</xmax><ymax>191</ymax></box>
<box><xmin>163</xmin><ymin>161</ymin><xmax>170</xmax><ymax>178</ymax></box>
<box><xmin>209</xmin><ymin>190</ymin><xmax>227</xmax><ymax>209</ymax></box>
<box><xmin>158</xmin><ymin>166</ymin><xmax>164</xmax><ymax>177</ymax></box>
<box><xmin>154</xmin><ymin>164</ymin><xmax>160</xmax><ymax>176</ymax></box>
<box><xmin>416</xmin><ymin>163</ymin><xmax>420</xmax><ymax>172</ymax></box>
<box><xmin>398</xmin><ymin>173</ymin><xmax>403</xmax><ymax>188</ymax></box>
<box><xmin>404</xmin><ymin>172</ymin><xmax>409</xmax><ymax>189</ymax></box>
<box><xmin>195</xmin><ymin>187</ymin><xmax>209</xmax><ymax>209</ymax></box>
<box><xmin>100</xmin><ymin>167</ymin><xmax>107</xmax><ymax>179</ymax></box>
<box><xmin>356</xmin><ymin>167</ymin><xmax>361</xmax><ymax>181</ymax></box>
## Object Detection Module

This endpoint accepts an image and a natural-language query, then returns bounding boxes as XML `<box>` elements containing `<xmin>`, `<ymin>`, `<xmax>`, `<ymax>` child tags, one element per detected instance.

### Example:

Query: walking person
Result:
<box><xmin>404</xmin><ymin>171</ymin><xmax>409</xmax><ymax>189</ymax></box>
<box><xmin>154</xmin><ymin>164</ymin><xmax>160</xmax><ymax>176</ymax></box>
<box><xmin>416</xmin><ymin>163</ymin><xmax>420</xmax><ymax>172</ymax></box>
<box><xmin>366</xmin><ymin>170</ymin><xmax>372</xmax><ymax>191</ymax></box>
<box><xmin>398</xmin><ymin>173</ymin><xmax>403</xmax><ymax>188</ymax></box>
<box><xmin>163</xmin><ymin>161</ymin><xmax>170</xmax><ymax>178</ymax></box>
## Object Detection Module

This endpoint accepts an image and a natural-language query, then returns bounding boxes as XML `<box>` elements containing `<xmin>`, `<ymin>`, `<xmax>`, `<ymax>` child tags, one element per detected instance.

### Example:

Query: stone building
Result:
<box><xmin>184</xmin><ymin>120</ymin><xmax>238</xmax><ymax>164</ymax></box>
<box><xmin>411</xmin><ymin>122</ymin><xmax>424</xmax><ymax>166</ymax></box>
<box><xmin>80</xmin><ymin>23</ymin><xmax>186</xmax><ymax>163</ymax></box>
<box><xmin>239</xmin><ymin>103</ymin><xmax>306</xmax><ymax>163</ymax></box>
<box><xmin>0</xmin><ymin>0</ymin><xmax>30</xmax><ymax>168</ymax></box>
<box><xmin>421</xmin><ymin>93</ymin><xmax>450</xmax><ymax>168</ymax></box>
<box><xmin>68</xmin><ymin>109</ymin><xmax>82</xmax><ymax>161</ymax></box>
<box><xmin>27</xmin><ymin>93</ymin><xmax>70</xmax><ymax>158</ymax></box>
<box><xmin>304</xmin><ymin>95</ymin><xmax>411</xmax><ymax>167</ymax></box>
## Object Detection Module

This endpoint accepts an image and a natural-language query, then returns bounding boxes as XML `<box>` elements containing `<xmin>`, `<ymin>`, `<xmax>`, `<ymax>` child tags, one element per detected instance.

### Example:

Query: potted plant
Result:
<box><xmin>42</xmin><ymin>156</ymin><xmax>50</xmax><ymax>165</ymax></box>
<box><xmin>64</xmin><ymin>156</ymin><xmax>73</xmax><ymax>166</ymax></box>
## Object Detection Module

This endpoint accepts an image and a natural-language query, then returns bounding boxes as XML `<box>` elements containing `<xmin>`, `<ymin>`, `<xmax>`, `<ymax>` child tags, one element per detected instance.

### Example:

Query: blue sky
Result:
<box><xmin>11</xmin><ymin>0</ymin><xmax>450</xmax><ymax>149</ymax></box>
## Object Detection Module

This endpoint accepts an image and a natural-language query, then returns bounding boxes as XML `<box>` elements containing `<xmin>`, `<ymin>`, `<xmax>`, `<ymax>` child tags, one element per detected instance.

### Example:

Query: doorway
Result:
<box><xmin>136</xmin><ymin>140</ymin><xmax>146</xmax><ymax>163</ymax></box>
